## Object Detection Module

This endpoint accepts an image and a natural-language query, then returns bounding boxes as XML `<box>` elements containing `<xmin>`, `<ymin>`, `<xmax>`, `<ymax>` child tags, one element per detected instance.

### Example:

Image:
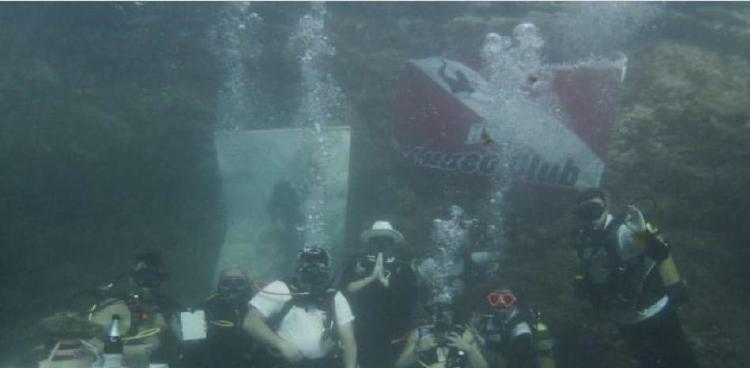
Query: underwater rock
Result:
<box><xmin>606</xmin><ymin>41</ymin><xmax>750</xmax><ymax>236</ymax></box>
<box><xmin>634</xmin><ymin>43</ymin><xmax>750</xmax><ymax>118</ymax></box>
<box><xmin>663</xmin><ymin>5</ymin><xmax>750</xmax><ymax>55</ymax></box>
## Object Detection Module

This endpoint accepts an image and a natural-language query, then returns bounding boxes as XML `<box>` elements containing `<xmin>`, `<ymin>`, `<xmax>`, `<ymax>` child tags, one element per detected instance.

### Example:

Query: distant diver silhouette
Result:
<box><xmin>267</xmin><ymin>181</ymin><xmax>302</xmax><ymax>231</ymax></box>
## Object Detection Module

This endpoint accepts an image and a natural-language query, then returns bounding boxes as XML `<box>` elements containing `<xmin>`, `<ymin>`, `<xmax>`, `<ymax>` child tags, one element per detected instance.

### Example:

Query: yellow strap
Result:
<box><xmin>122</xmin><ymin>328</ymin><xmax>161</xmax><ymax>342</ymax></box>
<box><xmin>209</xmin><ymin>320</ymin><xmax>235</xmax><ymax>328</ymax></box>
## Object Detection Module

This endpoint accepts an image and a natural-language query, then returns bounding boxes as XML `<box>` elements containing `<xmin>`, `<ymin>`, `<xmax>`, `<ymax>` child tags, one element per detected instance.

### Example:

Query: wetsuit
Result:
<box><xmin>577</xmin><ymin>212</ymin><xmax>700</xmax><ymax>368</ymax></box>
<box><xmin>183</xmin><ymin>293</ymin><xmax>254</xmax><ymax>368</ymax></box>
<box><xmin>341</xmin><ymin>256</ymin><xmax>418</xmax><ymax>368</ymax></box>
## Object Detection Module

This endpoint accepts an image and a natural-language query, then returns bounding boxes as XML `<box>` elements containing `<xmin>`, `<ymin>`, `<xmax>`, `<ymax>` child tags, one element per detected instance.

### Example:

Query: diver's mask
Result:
<box><xmin>576</xmin><ymin>199</ymin><xmax>606</xmax><ymax>224</ymax></box>
<box><xmin>132</xmin><ymin>268</ymin><xmax>165</xmax><ymax>289</ymax></box>
<box><xmin>129</xmin><ymin>253</ymin><xmax>167</xmax><ymax>302</ymax></box>
<box><xmin>430</xmin><ymin>302</ymin><xmax>456</xmax><ymax>334</ymax></box>
<box><xmin>297</xmin><ymin>247</ymin><xmax>331</xmax><ymax>294</ymax></box>
<box><xmin>487</xmin><ymin>290</ymin><xmax>518</xmax><ymax>323</ymax></box>
<box><xmin>218</xmin><ymin>276</ymin><xmax>250</xmax><ymax>304</ymax></box>
<box><xmin>361</xmin><ymin>236</ymin><xmax>398</xmax><ymax>268</ymax></box>
<box><xmin>129</xmin><ymin>268</ymin><xmax>166</xmax><ymax>301</ymax></box>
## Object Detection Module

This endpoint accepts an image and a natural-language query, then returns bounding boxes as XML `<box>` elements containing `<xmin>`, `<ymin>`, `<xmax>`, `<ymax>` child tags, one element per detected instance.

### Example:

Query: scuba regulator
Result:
<box><xmin>296</xmin><ymin>246</ymin><xmax>334</xmax><ymax>300</ymax></box>
<box><xmin>415</xmin><ymin>302</ymin><xmax>468</xmax><ymax>368</ymax></box>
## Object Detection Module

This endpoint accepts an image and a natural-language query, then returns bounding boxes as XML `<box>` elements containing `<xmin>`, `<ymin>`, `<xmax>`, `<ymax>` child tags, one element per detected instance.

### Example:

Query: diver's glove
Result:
<box><xmin>645</xmin><ymin>235</ymin><xmax>670</xmax><ymax>262</ymax></box>
<box><xmin>642</xmin><ymin>223</ymin><xmax>671</xmax><ymax>263</ymax></box>
<box><xmin>626</xmin><ymin>206</ymin><xmax>671</xmax><ymax>262</ymax></box>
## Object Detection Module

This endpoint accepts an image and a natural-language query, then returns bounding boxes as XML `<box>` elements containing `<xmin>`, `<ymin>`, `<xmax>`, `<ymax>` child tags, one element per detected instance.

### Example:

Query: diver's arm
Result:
<box><xmin>243</xmin><ymin>308</ymin><xmax>285</xmax><ymax>350</ymax></box>
<box><xmin>337</xmin><ymin>320</ymin><xmax>358</xmax><ymax>368</ymax></box>
<box><xmin>147</xmin><ymin>312</ymin><xmax>168</xmax><ymax>349</ymax></box>
<box><xmin>347</xmin><ymin>254</ymin><xmax>387</xmax><ymax>293</ymax></box>
<box><xmin>243</xmin><ymin>308</ymin><xmax>301</xmax><ymax>362</ymax></box>
<box><xmin>453</xmin><ymin>329</ymin><xmax>488</xmax><ymax>368</ymax></box>
<box><xmin>466</xmin><ymin>340</ymin><xmax>488</xmax><ymax>368</ymax></box>
<box><xmin>346</xmin><ymin>273</ymin><xmax>377</xmax><ymax>293</ymax></box>
<box><xmin>395</xmin><ymin>330</ymin><xmax>420</xmax><ymax>368</ymax></box>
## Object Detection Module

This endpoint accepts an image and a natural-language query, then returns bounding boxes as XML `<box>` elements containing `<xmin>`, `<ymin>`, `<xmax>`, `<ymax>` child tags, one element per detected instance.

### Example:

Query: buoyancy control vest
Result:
<box><xmin>416</xmin><ymin>324</ymin><xmax>470</xmax><ymax>368</ymax></box>
<box><xmin>474</xmin><ymin>309</ymin><xmax>556</xmax><ymax>368</ymax></box>
<box><xmin>196</xmin><ymin>293</ymin><xmax>256</xmax><ymax>367</ymax></box>
<box><xmin>87</xmin><ymin>294</ymin><xmax>169</xmax><ymax>343</ymax></box>
<box><xmin>474</xmin><ymin>309</ymin><xmax>530</xmax><ymax>357</ymax></box>
<box><xmin>578</xmin><ymin>217</ymin><xmax>666</xmax><ymax>311</ymax></box>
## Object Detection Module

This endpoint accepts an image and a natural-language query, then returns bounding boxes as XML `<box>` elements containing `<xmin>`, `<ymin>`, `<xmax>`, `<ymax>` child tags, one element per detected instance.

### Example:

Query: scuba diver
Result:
<box><xmin>396</xmin><ymin>300</ymin><xmax>487</xmax><ymax>368</ymax></box>
<box><xmin>257</xmin><ymin>181</ymin><xmax>304</xmax><ymax>278</ymax></box>
<box><xmin>267</xmin><ymin>181</ymin><xmax>303</xmax><ymax>248</ymax></box>
<box><xmin>244</xmin><ymin>246</ymin><xmax>358</xmax><ymax>368</ymax></box>
<box><xmin>342</xmin><ymin>221</ymin><xmax>418</xmax><ymax>368</ymax></box>
<box><xmin>182</xmin><ymin>267</ymin><xmax>255</xmax><ymax>368</ymax></box>
<box><xmin>268</xmin><ymin>181</ymin><xmax>303</xmax><ymax>230</ymax></box>
<box><xmin>573</xmin><ymin>189</ymin><xmax>700</xmax><ymax>368</ymax></box>
<box><xmin>87</xmin><ymin>252</ymin><xmax>179</xmax><ymax>368</ymax></box>
<box><xmin>470</xmin><ymin>286</ymin><xmax>556</xmax><ymax>368</ymax></box>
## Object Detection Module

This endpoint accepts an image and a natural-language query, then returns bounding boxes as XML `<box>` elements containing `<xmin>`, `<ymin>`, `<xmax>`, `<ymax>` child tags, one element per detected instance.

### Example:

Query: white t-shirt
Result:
<box><xmin>250</xmin><ymin>280</ymin><xmax>355</xmax><ymax>359</ymax></box>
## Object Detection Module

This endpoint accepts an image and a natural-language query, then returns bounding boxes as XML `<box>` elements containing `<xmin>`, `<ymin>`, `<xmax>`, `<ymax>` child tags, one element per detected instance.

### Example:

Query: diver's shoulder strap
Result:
<box><xmin>268</xmin><ymin>282</ymin><xmax>338</xmax><ymax>332</ymax></box>
<box><xmin>603</xmin><ymin>216</ymin><xmax>625</xmax><ymax>266</ymax></box>
<box><xmin>266</xmin><ymin>279</ymin><xmax>297</xmax><ymax>331</ymax></box>
<box><xmin>604</xmin><ymin>216</ymin><xmax>624</xmax><ymax>243</ymax></box>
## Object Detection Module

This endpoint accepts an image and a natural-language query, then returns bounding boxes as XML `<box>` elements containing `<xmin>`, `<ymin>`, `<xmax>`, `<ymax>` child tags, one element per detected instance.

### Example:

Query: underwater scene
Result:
<box><xmin>1</xmin><ymin>2</ymin><xmax>749</xmax><ymax>368</ymax></box>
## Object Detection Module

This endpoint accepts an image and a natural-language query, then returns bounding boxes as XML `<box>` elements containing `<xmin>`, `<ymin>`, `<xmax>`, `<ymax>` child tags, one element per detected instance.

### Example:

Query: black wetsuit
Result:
<box><xmin>341</xmin><ymin>257</ymin><xmax>418</xmax><ymax>368</ymax></box>
<box><xmin>183</xmin><ymin>293</ymin><xmax>254</xmax><ymax>368</ymax></box>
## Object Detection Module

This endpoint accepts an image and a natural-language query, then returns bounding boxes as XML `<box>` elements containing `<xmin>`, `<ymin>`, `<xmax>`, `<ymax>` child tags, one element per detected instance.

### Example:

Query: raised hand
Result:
<box><xmin>372</xmin><ymin>252</ymin><xmax>390</xmax><ymax>287</ymax></box>
<box><xmin>446</xmin><ymin>332</ymin><xmax>472</xmax><ymax>352</ymax></box>
<box><xmin>416</xmin><ymin>334</ymin><xmax>438</xmax><ymax>353</ymax></box>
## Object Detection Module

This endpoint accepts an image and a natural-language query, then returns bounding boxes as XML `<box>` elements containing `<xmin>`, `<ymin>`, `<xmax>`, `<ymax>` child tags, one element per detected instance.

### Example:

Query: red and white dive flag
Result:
<box><xmin>395</xmin><ymin>56</ymin><xmax>624</xmax><ymax>189</ymax></box>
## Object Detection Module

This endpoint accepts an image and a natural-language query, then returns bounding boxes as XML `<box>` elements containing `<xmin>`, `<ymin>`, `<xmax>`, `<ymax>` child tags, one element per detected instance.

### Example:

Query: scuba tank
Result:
<box><xmin>645</xmin><ymin>223</ymin><xmax>681</xmax><ymax>288</ymax></box>
<box><xmin>625</xmin><ymin>206</ymin><xmax>686</xmax><ymax>304</ymax></box>
<box><xmin>101</xmin><ymin>315</ymin><xmax>126</xmax><ymax>368</ymax></box>
<box><xmin>531</xmin><ymin>311</ymin><xmax>556</xmax><ymax>368</ymax></box>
